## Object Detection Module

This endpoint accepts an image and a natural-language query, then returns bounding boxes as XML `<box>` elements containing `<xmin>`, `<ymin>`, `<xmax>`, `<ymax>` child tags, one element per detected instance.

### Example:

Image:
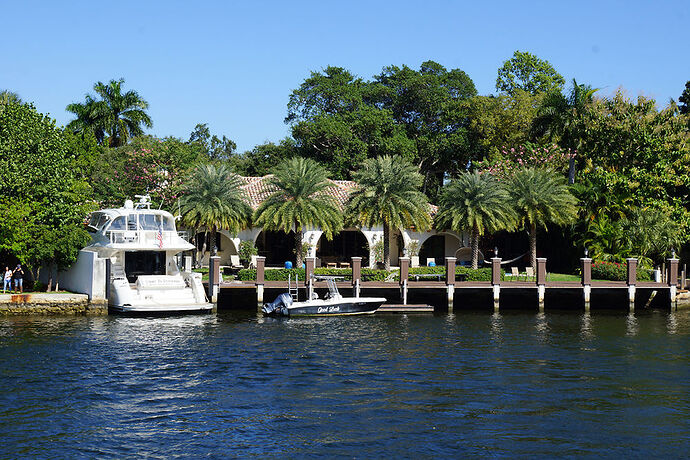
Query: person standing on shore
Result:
<box><xmin>12</xmin><ymin>264</ymin><xmax>24</xmax><ymax>294</ymax></box>
<box><xmin>3</xmin><ymin>267</ymin><xmax>11</xmax><ymax>293</ymax></box>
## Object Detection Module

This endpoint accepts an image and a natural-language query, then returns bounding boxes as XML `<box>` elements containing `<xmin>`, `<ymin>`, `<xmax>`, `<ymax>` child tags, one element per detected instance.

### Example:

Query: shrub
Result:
<box><xmin>591</xmin><ymin>261</ymin><xmax>653</xmax><ymax>281</ymax></box>
<box><xmin>238</xmin><ymin>241</ymin><xmax>258</xmax><ymax>265</ymax></box>
<box><xmin>236</xmin><ymin>267</ymin><xmax>392</xmax><ymax>282</ymax></box>
<box><xmin>398</xmin><ymin>266</ymin><xmax>502</xmax><ymax>282</ymax></box>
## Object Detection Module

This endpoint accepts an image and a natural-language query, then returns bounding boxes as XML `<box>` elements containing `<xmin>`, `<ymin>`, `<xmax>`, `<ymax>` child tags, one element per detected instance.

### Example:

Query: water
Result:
<box><xmin>1</xmin><ymin>310</ymin><xmax>689</xmax><ymax>458</ymax></box>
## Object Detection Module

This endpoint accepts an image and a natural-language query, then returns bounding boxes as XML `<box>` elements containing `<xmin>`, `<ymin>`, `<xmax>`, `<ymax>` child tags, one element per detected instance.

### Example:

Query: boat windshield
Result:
<box><xmin>86</xmin><ymin>213</ymin><xmax>110</xmax><ymax>232</ymax></box>
<box><xmin>139</xmin><ymin>213</ymin><xmax>175</xmax><ymax>231</ymax></box>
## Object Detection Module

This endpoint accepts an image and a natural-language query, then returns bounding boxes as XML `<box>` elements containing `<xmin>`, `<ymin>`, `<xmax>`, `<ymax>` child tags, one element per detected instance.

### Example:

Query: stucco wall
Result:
<box><xmin>58</xmin><ymin>250</ymin><xmax>106</xmax><ymax>300</ymax></box>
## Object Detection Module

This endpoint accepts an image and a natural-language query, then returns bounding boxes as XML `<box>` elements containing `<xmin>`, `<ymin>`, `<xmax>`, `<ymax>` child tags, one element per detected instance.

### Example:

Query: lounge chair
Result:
<box><xmin>511</xmin><ymin>266</ymin><xmax>521</xmax><ymax>281</ymax></box>
<box><xmin>525</xmin><ymin>266</ymin><xmax>534</xmax><ymax>281</ymax></box>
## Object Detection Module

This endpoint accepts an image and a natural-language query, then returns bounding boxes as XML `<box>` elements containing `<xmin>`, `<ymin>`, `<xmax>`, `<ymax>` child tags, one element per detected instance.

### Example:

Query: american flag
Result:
<box><xmin>157</xmin><ymin>225</ymin><xmax>163</xmax><ymax>248</ymax></box>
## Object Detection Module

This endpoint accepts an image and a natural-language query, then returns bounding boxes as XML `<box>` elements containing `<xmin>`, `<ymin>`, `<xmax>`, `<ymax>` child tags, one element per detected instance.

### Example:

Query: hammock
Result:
<box><xmin>482</xmin><ymin>251</ymin><xmax>529</xmax><ymax>265</ymax></box>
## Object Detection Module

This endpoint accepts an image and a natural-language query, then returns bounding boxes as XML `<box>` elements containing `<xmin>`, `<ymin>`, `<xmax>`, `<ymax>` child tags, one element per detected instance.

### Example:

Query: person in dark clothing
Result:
<box><xmin>12</xmin><ymin>264</ymin><xmax>24</xmax><ymax>293</ymax></box>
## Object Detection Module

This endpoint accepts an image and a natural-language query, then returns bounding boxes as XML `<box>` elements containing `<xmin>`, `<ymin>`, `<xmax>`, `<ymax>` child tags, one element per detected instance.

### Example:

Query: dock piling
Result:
<box><xmin>446</xmin><ymin>257</ymin><xmax>456</xmax><ymax>313</ymax></box>
<box><xmin>536</xmin><ymin>258</ymin><xmax>547</xmax><ymax>311</ymax></box>
<box><xmin>256</xmin><ymin>256</ymin><xmax>266</xmax><ymax>306</ymax></box>
<box><xmin>352</xmin><ymin>257</ymin><xmax>362</xmax><ymax>298</ymax></box>
<box><xmin>627</xmin><ymin>258</ymin><xmax>637</xmax><ymax>312</ymax></box>
<box><xmin>668</xmin><ymin>256</ymin><xmax>679</xmax><ymax>309</ymax></box>
<box><xmin>581</xmin><ymin>257</ymin><xmax>592</xmax><ymax>312</ymax></box>
<box><xmin>400</xmin><ymin>257</ymin><xmax>410</xmax><ymax>305</ymax></box>
<box><xmin>209</xmin><ymin>256</ymin><xmax>220</xmax><ymax>302</ymax></box>
<box><xmin>491</xmin><ymin>257</ymin><xmax>501</xmax><ymax>312</ymax></box>
<box><xmin>306</xmin><ymin>257</ymin><xmax>315</xmax><ymax>300</ymax></box>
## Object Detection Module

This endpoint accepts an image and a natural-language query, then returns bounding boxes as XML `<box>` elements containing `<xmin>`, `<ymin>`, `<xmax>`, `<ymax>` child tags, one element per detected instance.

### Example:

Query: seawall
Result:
<box><xmin>0</xmin><ymin>293</ymin><xmax>107</xmax><ymax>316</ymax></box>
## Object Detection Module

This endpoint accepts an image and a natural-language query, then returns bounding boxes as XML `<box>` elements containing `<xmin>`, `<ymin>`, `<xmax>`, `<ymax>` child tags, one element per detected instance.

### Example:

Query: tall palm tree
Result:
<box><xmin>347</xmin><ymin>155</ymin><xmax>432</xmax><ymax>270</ymax></box>
<box><xmin>0</xmin><ymin>90</ymin><xmax>22</xmax><ymax>105</ymax></box>
<box><xmin>253</xmin><ymin>157</ymin><xmax>343</xmax><ymax>268</ymax></box>
<box><xmin>435</xmin><ymin>172</ymin><xmax>517</xmax><ymax>269</ymax></box>
<box><xmin>66</xmin><ymin>78</ymin><xmax>152</xmax><ymax>147</ymax></box>
<box><xmin>180</xmin><ymin>164</ymin><xmax>252</xmax><ymax>259</ymax></box>
<box><xmin>508</xmin><ymin>167</ymin><xmax>578</xmax><ymax>269</ymax></box>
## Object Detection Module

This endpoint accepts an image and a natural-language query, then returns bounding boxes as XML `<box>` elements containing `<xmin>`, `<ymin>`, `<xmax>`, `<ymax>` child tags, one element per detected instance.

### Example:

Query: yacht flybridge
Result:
<box><xmin>81</xmin><ymin>196</ymin><xmax>212</xmax><ymax>314</ymax></box>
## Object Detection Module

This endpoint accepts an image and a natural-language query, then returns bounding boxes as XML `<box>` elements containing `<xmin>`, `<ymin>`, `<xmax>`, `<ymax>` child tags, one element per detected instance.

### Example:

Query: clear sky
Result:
<box><xmin>2</xmin><ymin>0</ymin><xmax>688</xmax><ymax>152</ymax></box>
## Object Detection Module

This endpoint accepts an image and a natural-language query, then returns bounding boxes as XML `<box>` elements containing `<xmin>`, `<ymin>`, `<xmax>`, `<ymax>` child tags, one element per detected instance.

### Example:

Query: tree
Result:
<box><xmin>435</xmin><ymin>172</ymin><xmax>516</xmax><ymax>269</ymax></box>
<box><xmin>230</xmin><ymin>138</ymin><xmax>296</xmax><ymax>177</ymax></box>
<box><xmin>496</xmin><ymin>50</ymin><xmax>565</xmax><ymax>96</ymax></box>
<box><xmin>188</xmin><ymin>123</ymin><xmax>237</xmax><ymax>161</ymax></box>
<box><xmin>286</xmin><ymin>66</ymin><xmax>414</xmax><ymax>179</ymax></box>
<box><xmin>508</xmin><ymin>168</ymin><xmax>578</xmax><ymax>269</ymax></box>
<box><xmin>373</xmin><ymin>61</ymin><xmax>477</xmax><ymax>198</ymax></box>
<box><xmin>253</xmin><ymin>157</ymin><xmax>343</xmax><ymax>268</ymax></box>
<box><xmin>0</xmin><ymin>101</ymin><xmax>94</xmax><ymax>285</ymax></box>
<box><xmin>0</xmin><ymin>90</ymin><xmax>22</xmax><ymax>105</ymax></box>
<box><xmin>679</xmin><ymin>81</ymin><xmax>690</xmax><ymax>115</ymax></box>
<box><xmin>66</xmin><ymin>78</ymin><xmax>152</xmax><ymax>147</ymax></box>
<box><xmin>347</xmin><ymin>155</ymin><xmax>432</xmax><ymax>270</ymax></box>
<box><xmin>179</xmin><ymin>164</ymin><xmax>252</xmax><ymax>259</ymax></box>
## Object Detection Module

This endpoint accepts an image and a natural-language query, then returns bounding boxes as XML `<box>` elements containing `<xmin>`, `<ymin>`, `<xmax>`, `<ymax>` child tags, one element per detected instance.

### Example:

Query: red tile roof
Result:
<box><xmin>238</xmin><ymin>175</ymin><xmax>438</xmax><ymax>215</ymax></box>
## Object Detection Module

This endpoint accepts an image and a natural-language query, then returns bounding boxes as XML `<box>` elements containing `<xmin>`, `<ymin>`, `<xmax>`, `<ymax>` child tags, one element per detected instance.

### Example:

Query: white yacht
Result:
<box><xmin>80</xmin><ymin>196</ymin><xmax>213</xmax><ymax>314</ymax></box>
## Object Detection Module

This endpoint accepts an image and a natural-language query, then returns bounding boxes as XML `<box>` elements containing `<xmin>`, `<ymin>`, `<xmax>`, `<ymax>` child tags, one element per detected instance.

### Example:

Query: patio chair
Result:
<box><xmin>525</xmin><ymin>266</ymin><xmax>535</xmax><ymax>281</ymax></box>
<box><xmin>510</xmin><ymin>266</ymin><xmax>521</xmax><ymax>281</ymax></box>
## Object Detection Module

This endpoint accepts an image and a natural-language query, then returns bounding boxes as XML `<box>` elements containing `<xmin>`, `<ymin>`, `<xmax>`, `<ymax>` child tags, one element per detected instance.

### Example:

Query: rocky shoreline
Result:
<box><xmin>0</xmin><ymin>293</ymin><xmax>107</xmax><ymax>315</ymax></box>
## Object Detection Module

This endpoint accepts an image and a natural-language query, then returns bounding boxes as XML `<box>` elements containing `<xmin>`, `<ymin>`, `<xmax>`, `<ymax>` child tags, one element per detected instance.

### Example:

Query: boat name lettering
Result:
<box><xmin>317</xmin><ymin>306</ymin><xmax>341</xmax><ymax>313</ymax></box>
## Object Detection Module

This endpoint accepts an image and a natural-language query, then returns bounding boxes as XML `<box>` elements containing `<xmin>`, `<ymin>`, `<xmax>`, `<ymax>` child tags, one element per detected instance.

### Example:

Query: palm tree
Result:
<box><xmin>0</xmin><ymin>90</ymin><xmax>22</xmax><ymax>105</ymax></box>
<box><xmin>66</xmin><ymin>78</ymin><xmax>152</xmax><ymax>147</ymax></box>
<box><xmin>180</xmin><ymin>164</ymin><xmax>252</xmax><ymax>260</ymax></box>
<box><xmin>508</xmin><ymin>167</ymin><xmax>578</xmax><ymax>269</ymax></box>
<box><xmin>435</xmin><ymin>172</ymin><xmax>516</xmax><ymax>269</ymax></box>
<box><xmin>347</xmin><ymin>155</ymin><xmax>432</xmax><ymax>270</ymax></box>
<box><xmin>253</xmin><ymin>157</ymin><xmax>343</xmax><ymax>268</ymax></box>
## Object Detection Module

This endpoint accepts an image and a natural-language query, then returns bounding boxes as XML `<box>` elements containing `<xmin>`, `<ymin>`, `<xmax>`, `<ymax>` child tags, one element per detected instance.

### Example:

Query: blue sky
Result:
<box><xmin>2</xmin><ymin>0</ymin><xmax>688</xmax><ymax>152</ymax></box>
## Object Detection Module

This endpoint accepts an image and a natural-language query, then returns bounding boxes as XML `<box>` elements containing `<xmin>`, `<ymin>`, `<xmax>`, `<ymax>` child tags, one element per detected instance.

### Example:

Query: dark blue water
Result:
<box><xmin>1</xmin><ymin>310</ymin><xmax>689</xmax><ymax>458</ymax></box>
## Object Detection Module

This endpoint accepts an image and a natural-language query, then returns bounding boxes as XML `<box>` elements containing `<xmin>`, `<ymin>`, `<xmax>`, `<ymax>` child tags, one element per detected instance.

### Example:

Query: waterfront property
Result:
<box><xmin>197</xmin><ymin>175</ymin><xmax>473</xmax><ymax>269</ymax></box>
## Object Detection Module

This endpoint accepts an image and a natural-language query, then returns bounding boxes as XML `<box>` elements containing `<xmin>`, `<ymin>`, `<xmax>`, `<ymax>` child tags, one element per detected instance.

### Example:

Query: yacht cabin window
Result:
<box><xmin>109</xmin><ymin>216</ymin><xmax>126</xmax><ymax>230</ymax></box>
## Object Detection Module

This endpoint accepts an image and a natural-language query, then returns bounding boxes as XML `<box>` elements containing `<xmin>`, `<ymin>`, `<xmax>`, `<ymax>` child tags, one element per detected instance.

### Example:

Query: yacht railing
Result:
<box><xmin>106</xmin><ymin>230</ymin><xmax>183</xmax><ymax>246</ymax></box>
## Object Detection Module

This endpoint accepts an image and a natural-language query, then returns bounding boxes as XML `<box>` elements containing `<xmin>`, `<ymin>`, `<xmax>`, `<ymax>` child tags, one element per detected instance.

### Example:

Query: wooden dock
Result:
<box><xmin>377</xmin><ymin>304</ymin><xmax>434</xmax><ymax>313</ymax></box>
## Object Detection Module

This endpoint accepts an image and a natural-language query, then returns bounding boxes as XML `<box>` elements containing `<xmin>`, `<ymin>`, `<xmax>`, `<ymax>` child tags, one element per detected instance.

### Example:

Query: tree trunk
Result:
<box><xmin>47</xmin><ymin>262</ymin><xmax>54</xmax><ymax>292</ymax></box>
<box><xmin>530</xmin><ymin>222</ymin><xmax>537</xmax><ymax>270</ymax></box>
<box><xmin>383</xmin><ymin>224</ymin><xmax>391</xmax><ymax>271</ymax></box>
<box><xmin>471</xmin><ymin>226</ymin><xmax>480</xmax><ymax>270</ymax></box>
<box><xmin>210</xmin><ymin>226</ymin><xmax>217</xmax><ymax>257</ymax></box>
<box><xmin>294</xmin><ymin>224</ymin><xmax>303</xmax><ymax>268</ymax></box>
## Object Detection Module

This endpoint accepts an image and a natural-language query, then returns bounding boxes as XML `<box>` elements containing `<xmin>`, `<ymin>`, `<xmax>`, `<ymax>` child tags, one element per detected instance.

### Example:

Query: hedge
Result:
<box><xmin>401</xmin><ymin>266</ymin><xmax>502</xmax><ymax>282</ymax></box>
<box><xmin>591</xmin><ymin>261</ymin><xmax>653</xmax><ymax>281</ymax></box>
<box><xmin>236</xmin><ymin>267</ymin><xmax>391</xmax><ymax>282</ymax></box>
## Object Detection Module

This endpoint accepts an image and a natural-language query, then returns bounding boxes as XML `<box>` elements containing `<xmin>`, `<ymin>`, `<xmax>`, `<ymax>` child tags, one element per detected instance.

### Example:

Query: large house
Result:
<box><xmin>197</xmin><ymin>175</ymin><xmax>478</xmax><ymax>268</ymax></box>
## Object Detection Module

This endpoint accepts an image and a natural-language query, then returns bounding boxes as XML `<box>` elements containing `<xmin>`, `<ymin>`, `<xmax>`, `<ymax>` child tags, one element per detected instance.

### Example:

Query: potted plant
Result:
<box><xmin>407</xmin><ymin>239</ymin><xmax>421</xmax><ymax>267</ymax></box>
<box><xmin>238</xmin><ymin>240</ymin><xmax>258</xmax><ymax>268</ymax></box>
<box><xmin>371</xmin><ymin>239</ymin><xmax>384</xmax><ymax>269</ymax></box>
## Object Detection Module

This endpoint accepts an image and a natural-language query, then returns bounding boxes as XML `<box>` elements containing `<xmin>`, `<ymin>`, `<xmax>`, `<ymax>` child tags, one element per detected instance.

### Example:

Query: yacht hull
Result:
<box><xmin>109</xmin><ymin>302</ymin><xmax>214</xmax><ymax>315</ymax></box>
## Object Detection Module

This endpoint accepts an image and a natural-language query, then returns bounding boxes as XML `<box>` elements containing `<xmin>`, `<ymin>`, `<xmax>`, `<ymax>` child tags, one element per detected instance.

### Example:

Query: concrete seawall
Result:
<box><xmin>0</xmin><ymin>293</ymin><xmax>107</xmax><ymax>315</ymax></box>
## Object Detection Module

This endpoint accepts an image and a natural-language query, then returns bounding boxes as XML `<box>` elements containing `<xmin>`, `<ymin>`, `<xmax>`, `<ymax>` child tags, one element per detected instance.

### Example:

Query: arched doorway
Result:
<box><xmin>255</xmin><ymin>230</ymin><xmax>296</xmax><ymax>266</ymax></box>
<box><xmin>316</xmin><ymin>230</ymin><xmax>369</xmax><ymax>267</ymax></box>
<box><xmin>419</xmin><ymin>235</ymin><xmax>445</xmax><ymax>266</ymax></box>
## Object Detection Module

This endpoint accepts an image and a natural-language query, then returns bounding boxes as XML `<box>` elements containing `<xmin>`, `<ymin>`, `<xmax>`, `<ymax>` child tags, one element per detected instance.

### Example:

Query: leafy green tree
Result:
<box><xmin>463</xmin><ymin>90</ymin><xmax>543</xmax><ymax>160</ymax></box>
<box><xmin>253</xmin><ymin>157</ymin><xmax>343</xmax><ymax>267</ymax></box>
<box><xmin>179</xmin><ymin>163</ymin><xmax>252</xmax><ymax>258</ymax></box>
<box><xmin>508</xmin><ymin>167</ymin><xmax>578</xmax><ymax>269</ymax></box>
<box><xmin>286</xmin><ymin>66</ymin><xmax>414</xmax><ymax>179</ymax></box>
<box><xmin>0</xmin><ymin>90</ymin><xmax>22</xmax><ymax>105</ymax></box>
<box><xmin>347</xmin><ymin>155</ymin><xmax>432</xmax><ymax>270</ymax></box>
<box><xmin>66</xmin><ymin>78</ymin><xmax>152</xmax><ymax>147</ymax></box>
<box><xmin>230</xmin><ymin>138</ymin><xmax>296</xmax><ymax>176</ymax></box>
<box><xmin>188</xmin><ymin>123</ymin><xmax>237</xmax><ymax>160</ymax></box>
<box><xmin>435</xmin><ymin>172</ymin><xmax>516</xmax><ymax>268</ymax></box>
<box><xmin>0</xmin><ymin>101</ymin><xmax>94</xmax><ymax>284</ymax></box>
<box><xmin>679</xmin><ymin>81</ymin><xmax>690</xmax><ymax>115</ymax></box>
<box><xmin>373</xmin><ymin>61</ymin><xmax>477</xmax><ymax>197</ymax></box>
<box><xmin>496</xmin><ymin>50</ymin><xmax>565</xmax><ymax>96</ymax></box>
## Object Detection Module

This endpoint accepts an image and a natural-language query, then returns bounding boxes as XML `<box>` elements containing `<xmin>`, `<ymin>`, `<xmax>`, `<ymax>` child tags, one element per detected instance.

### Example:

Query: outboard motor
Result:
<box><xmin>262</xmin><ymin>293</ymin><xmax>293</xmax><ymax>316</ymax></box>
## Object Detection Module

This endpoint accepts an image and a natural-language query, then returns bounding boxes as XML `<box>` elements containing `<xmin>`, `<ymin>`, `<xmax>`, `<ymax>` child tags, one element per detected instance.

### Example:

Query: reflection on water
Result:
<box><xmin>1</xmin><ymin>310</ymin><xmax>690</xmax><ymax>458</ymax></box>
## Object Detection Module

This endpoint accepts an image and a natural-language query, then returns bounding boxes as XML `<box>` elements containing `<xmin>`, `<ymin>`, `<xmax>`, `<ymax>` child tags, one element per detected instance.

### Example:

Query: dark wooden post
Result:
<box><xmin>445</xmin><ymin>257</ymin><xmax>456</xmax><ymax>313</ymax></box>
<box><xmin>305</xmin><ymin>257</ymin><xmax>315</xmax><ymax>300</ymax></box>
<box><xmin>256</xmin><ymin>256</ymin><xmax>266</xmax><ymax>305</ymax></box>
<box><xmin>445</xmin><ymin>257</ymin><xmax>456</xmax><ymax>285</ymax></box>
<box><xmin>105</xmin><ymin>258</ymin><xmax>112</xmax><ymax>302</ymax></box>
<box><xmin>581</xmin><ymin>257</ymin><xmax>592</xmax><ymax>311</ymax></box>
<box><xmin>351</xmin><ymin>256</ymin><xmax>362</xmax><ymax>297</ymax></box>
<box><xmin>626</xmin><ymin>258</ymin><xmax>637</xmax><ymax>312</ymax></box>
<box><xmin>580</xmin><ymin>258</ymin><xmax>592</xmax><ymax>286</ymax></box>
<box><xmin>536</xmin><ymin>258</ymin><xmax>546</xmax><ymax>310</ymax></box>
<box><xmin>491</xmin><ymin>258</ymin><xmax>501</xmax><ymax>286</ymax></box>
<box><xmin>668</xmin><ymin>256</ymin><xmax>679</xmax><ymax>307</ymax></box>
<box><xmin>209</xmin><ymin>256</ymin><xmax>221</xmax><ymax>301</ymax></box>
<box><xmin>399</xmin><ymin>257</ymin><xmax>409</xmax><ymax>305</ymax></box>
<box><xmin>491</xmin><ymin>257</ymin><xmax>501</xmax><ymax>311</ymax></box>
<box><xmin>626</xmin><ymin>258</ymin><xmax>637</xmax><ymax>286</ymax></box>
<box><xmin>399</xmin><ymin>257</ymin><xmax>410</xmax><ymax>286</ymax></box>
